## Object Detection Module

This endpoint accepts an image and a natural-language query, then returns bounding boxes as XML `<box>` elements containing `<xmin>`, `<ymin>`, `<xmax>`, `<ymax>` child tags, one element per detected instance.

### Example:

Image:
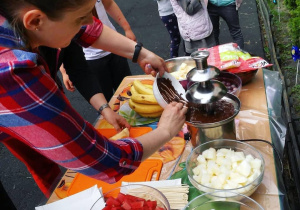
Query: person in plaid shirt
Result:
<box><xmin>0</xmin><ymin>0</ymin><xmax>188</xmax><ymax>198</ymax></box>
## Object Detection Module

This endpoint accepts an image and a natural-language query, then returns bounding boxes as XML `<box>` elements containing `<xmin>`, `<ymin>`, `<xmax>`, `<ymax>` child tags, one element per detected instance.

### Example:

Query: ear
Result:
<box><xmin>23</xmin><ymin>9</ymin><xmax>45</xmax><ymax>31</ymax></box>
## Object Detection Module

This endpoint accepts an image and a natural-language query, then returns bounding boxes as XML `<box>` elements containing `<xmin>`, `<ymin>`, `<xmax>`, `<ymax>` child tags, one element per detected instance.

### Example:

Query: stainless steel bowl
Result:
<box><xmin>165</xmin><ymin>57</ymin><xmax>196</xmax><ymax>75</ymax></box>
<box><xmin>165</xmin><ymin>56</ymin><xmax>257</xmax><ymax>86</ymax></box>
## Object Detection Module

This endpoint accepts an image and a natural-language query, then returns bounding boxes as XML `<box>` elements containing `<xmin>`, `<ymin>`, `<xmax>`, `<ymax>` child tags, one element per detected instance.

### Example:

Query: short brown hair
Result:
<box><xmin>0</xmin><ymin>0</ymin><xmax>89</xmax><ymax>48</ymax></box>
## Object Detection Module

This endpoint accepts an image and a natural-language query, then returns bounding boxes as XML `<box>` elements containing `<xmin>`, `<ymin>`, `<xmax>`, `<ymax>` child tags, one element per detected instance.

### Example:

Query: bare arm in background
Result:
<box><xmin>102</xmin><ymin>0</ymin><xmax>136</xmax><ymax>41</ymax></box>
<box><xmin>92</xmin><ymin>25</ymin><xmax>167</xmax><ymax>76</ymax></box>
<box><xmin>59</xmin><ymin>64</ymin><xmax>130</xmax><ymax>132</ymax></box>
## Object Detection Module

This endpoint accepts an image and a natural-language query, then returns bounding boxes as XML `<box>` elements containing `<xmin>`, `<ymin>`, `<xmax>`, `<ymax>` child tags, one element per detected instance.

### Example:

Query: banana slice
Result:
<box><xmin>109</xmin><ymin>128</ymin><xmax>130</xmax><ymax>140</ymax></box>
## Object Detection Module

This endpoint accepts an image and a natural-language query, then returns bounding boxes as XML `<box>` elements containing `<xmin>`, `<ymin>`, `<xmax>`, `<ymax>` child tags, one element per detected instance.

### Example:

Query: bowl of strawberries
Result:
<box><xmin>92</xmin><ymin>184</ymin><xmax>170</xmax><ymax>210</ymax></box>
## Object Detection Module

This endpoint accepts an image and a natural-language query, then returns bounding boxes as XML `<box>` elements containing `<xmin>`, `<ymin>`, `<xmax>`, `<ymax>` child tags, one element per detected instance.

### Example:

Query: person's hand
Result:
<box><xmin>125</xmin><ymin>29</ymin><xmax>136</xmax><ymax>41</ymax></box>
<box><xmin>137</xmin><ymin>48</ymin><xmax>168</xmax><ymax>77</ymax></box>
<box><xmin>157</xmin><ymin>102</ymin><xmax>188</xmax><ymax>138</ymax></box>
<box><xmin>62</xmin><ymin>73</ymin><xmax>75</xmax><ymax>92</ymax></box>
<box><xmin>101</xmin><ymin>108</ymin><xmax>130</xmax><ymax>132</ymax></box>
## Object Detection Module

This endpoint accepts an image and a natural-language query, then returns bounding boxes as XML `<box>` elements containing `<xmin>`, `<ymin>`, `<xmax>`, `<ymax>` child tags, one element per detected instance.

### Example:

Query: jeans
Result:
<box><xmin>208</xmin><ymin>3</ymin><xmax>244</xmax><ymax>49</ymax></box>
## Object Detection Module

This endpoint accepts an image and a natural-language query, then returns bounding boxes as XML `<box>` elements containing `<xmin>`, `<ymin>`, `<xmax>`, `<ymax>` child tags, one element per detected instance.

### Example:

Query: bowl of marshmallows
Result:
<box><xmin>186</xmin><ymin>139</ymin><xmax>265</xmax><ymax>200</ymax></box>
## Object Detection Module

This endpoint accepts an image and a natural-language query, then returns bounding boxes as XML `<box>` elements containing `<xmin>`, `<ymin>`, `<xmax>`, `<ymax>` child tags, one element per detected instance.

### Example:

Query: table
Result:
<box><xmin>47</xmin><ymin>69</ymin><xmax>282</xmax><ymax>209</ymax></box>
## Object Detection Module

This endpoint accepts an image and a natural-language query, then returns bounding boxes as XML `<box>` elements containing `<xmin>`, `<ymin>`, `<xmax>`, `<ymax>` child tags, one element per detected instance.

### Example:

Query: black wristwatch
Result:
<box><xmin>132</xmin><ymin>42</ymin><xmax>143</xmax><ymax>63</ymax></box>
<box><xmin>98</xmin><ymin>103</ymin><xmax>110</xmax><ymax>114</ymax></box>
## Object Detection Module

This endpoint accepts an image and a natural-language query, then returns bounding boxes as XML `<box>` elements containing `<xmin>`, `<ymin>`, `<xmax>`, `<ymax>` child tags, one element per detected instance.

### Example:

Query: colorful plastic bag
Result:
<box><xmin>200</xmin><ymin>43</ymin><xmax>272</xmax><ymax>73</ymax></box>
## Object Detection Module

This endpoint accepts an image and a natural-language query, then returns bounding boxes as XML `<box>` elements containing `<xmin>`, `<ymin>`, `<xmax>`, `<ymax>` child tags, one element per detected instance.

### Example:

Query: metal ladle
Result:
<box><xmin>185</xmin><ymin>51</ymin><xmax>227</xmax><ymax>104</ymax></box>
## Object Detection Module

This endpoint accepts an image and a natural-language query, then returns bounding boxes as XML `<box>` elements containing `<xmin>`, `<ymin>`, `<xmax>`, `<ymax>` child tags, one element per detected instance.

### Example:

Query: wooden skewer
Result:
<box><xmin>127</xmin><ymin>185</ymin><xmax>189</xmax><ymax>210</ymax></box>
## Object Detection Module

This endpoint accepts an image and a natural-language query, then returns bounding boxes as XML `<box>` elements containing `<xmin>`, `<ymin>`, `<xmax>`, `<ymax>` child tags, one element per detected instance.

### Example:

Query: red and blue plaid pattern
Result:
<box><xmin>0</xmin><ymin>15</ymin><xmax>143</xmax><ymax>192</ymax></box>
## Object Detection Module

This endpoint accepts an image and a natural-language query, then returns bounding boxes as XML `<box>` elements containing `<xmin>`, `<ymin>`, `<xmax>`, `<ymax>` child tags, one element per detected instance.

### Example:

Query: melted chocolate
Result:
<box><xmin>157</xmin><ymin>78</ymin><xmax>235</xmax><ymax>123</ymax></box>
<box><xmin>157</xmin><ymin>77</ymin><xmax>186</xmax><ymax>103</ymax></box>
<box><xmin>186</xmin><ymin>100</ymin><xmax>235</xmax><ymax>123</ymax></box>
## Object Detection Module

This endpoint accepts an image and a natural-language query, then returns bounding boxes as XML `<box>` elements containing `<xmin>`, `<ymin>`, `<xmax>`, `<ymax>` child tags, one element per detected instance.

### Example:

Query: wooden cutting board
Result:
<box><xmin>67</xmin><ymin>159</ymin><xmax>163</xmax><ymax>196</ymax></box>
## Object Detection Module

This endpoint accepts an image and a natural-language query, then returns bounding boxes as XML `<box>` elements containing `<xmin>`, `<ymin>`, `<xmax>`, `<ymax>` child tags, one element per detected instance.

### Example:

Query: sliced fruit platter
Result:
<box><xmin>115</xmin><ymin>79</ymin><xmax>164</xmax><ymax>126</ymax></box>
<box><xmin>128</xmin><ymin>80</ymin><xmax>163</xmax><ymax>118</ymax></box>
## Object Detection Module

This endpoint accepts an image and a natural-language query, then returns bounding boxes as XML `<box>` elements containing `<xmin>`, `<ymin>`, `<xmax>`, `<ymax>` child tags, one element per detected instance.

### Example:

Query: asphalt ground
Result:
<box><xmin>0</xmin><ymin>0</ymin><xmax>264</xmax><ymax>209</ymax></box>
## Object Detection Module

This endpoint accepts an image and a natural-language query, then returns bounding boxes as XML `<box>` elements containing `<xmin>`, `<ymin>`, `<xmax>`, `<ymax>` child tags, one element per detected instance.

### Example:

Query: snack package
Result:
<box><xmin>199</xmin><ymin>43</ymin><xmax>272</xmax><ymax>73</ymax></box>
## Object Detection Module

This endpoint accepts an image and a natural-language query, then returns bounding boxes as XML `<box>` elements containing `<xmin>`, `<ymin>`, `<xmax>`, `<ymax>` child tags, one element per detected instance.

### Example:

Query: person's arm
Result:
<box><xmin>1</xmin><ymin>64</ymin><xmax>140</xmax><ymax>183</ymax></box>
<box><xmin>59</xmin><ymin>64</ymin><xmax>76</xmax><ymax>92</ymax></box>
<box><xmin>102</xmin><ymin>0</ymin><xmax>136</xmax><ymax>41</ymax></box>
<box><xmin>60</xmin><ymin>64</ymin><xmax>129</xmax><ymax>131</ymax></box>
<box><xmin>62</xmin><ymin>41</ymin><xmax>130</xmax><ymax>131</ymax></box>
<box><xmin>1</xmin><ymin>60</ymin><xmax>186</xmax><ymax>182</ymax></box>
<box><xmin>89</xmin><ymin>93</ymin><xmax>131</xmax><ymax>131</ymax></box>
<box><xmin>62</xmin><ymin>41</ymin><xmax>103</xmax><ymax>101</ymax></box>
<box><xmin>137</xmin><ymin>102</ymin><xmax>187</xmax><ymax>160</ymax></box>
<box><xmin>91</xmin><ymin>24</ymin><xmax>167</xmax><ymax>76</ymax></box>
<box><xmin>76</xmin><ymin>17</ymin><xmax>167</xmax><ymax>76</ymax></box>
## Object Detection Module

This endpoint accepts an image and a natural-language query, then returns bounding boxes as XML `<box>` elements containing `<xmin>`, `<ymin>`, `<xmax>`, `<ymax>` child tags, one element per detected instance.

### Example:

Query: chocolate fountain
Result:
<box><xmin>155</xmin><ymin>51</ymin><xmax>241</xmax><ymax>147</ymax></box>
<box><xmin>185</xmin><ymin>51</ymin><xmax>241</xmax><ymax>147</ymax></box>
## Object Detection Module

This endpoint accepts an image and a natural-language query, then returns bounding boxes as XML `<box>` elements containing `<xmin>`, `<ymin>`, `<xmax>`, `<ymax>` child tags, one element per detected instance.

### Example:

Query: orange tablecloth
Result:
<box><xmin>47</xmin><ymin>69</ymin><xmax>282</xmax><ymax>209</ymax></box>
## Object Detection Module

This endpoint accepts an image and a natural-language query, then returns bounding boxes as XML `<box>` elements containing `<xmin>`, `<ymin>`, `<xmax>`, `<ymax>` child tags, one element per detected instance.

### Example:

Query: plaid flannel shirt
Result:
<box><xmin>0</xmin><ymin>15</ymin><xmax>143</xmax><ymax>188</ymax></box>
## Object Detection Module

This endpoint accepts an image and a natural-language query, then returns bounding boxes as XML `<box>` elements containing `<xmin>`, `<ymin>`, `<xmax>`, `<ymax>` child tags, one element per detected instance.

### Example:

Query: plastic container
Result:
<box><xmin>183</xmin><ymin>191</ymin><xmax>264</xmax><ymax>210</ymax></box>
<box><xmin>91</xmin><ymin>184</ymin><xmax>170</xmax><ymax>210</ymax></box>
<box><xmin>186</xmin><ymin>139</ymin><xmax>265</xmax><ymax>198</ymax></box>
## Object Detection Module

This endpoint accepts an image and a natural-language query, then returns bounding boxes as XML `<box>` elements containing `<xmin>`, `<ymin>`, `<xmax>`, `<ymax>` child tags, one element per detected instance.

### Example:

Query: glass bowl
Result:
<box><xmin>91</xmin><ymin>184</ymin><xmax>170</xmax><ymax>210</ymax></box>
<box><xmin>186</xmin><ymin>139</ymin><xmax>265</xmax><ymax>199</ymax></box>
<box><xmin>213</xmin><ymin>72</ymin><xmax>242</xmax><ymax>97</ymax></box>
<box><xmin>183</xmin><ymin>191</ymin><xmax>264</xmax><ymax>210</ymax></box>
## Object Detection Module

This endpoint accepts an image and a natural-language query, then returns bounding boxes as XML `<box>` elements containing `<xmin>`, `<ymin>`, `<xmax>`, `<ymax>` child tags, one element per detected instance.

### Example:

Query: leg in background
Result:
<box><xmin>207</xmin><ymin>3</ymin><xmax>221</xmax><ymax>46</ymax></box>
<box><xmin>219</xmin><ymin>4</ymin><xmax>244</xmax><ymax>49</ymax></box>
<box><xmin>108</xmin><ymin>54</ymin><xmax>132</xmax><ymax>92</ymax></box>
<box><xmin>87</xmin><ymin>55</ymin><xmax>115</xmax><ymax>101</ymax></box>
<box><xmin>160</xmin><ymin>13</ymin><xmax>181</xmax><ymax>58</ymax></box>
